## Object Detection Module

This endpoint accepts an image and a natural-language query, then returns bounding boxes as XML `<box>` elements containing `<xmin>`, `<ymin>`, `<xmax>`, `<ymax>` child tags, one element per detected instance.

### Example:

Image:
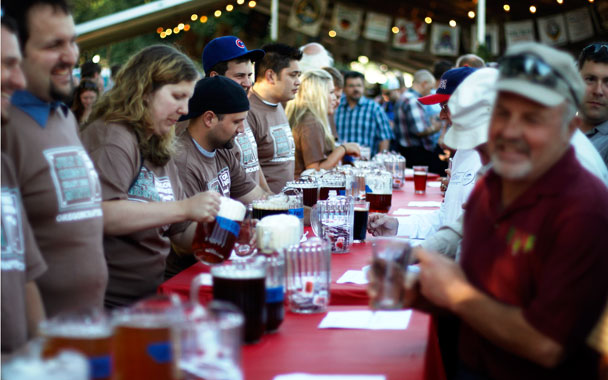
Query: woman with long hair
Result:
<box><xmin>286</xmin><ymin>69</ymin><xmax>359</xmax><ymax>177</ymax></box>
<box><xmin>81</xmin><ymin>45</ymin><xmax>221</xmax><ymax>308</ymax></box>
<box><xmin>72</xmin><ymin>79</ymin><xmax>99</xmax><ymax>126</ymax></box>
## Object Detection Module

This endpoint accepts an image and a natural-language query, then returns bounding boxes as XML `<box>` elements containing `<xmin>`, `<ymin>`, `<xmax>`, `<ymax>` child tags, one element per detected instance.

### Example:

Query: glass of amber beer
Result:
<box><xmin>192</xmin><ymin>197</ymin><xmax>247</xmax><ymax>265</ymax></box>
<box><xmin>112</xmin><ymin>295</ymin><xmax>182</xmax><ymax>380</ymax></box>
<box><xmin>40</xmin><ymin>310</ymin><xmax>114</xmax><ymax>380</ymax></box>
<box><xmin>365</xmin><ymin>170</ymin><xmax>393</xmax><ymax>213</ymax></box>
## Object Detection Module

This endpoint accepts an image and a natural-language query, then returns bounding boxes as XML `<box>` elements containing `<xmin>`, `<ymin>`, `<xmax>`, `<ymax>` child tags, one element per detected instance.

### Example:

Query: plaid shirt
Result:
<box><xmin>394</xmin><ymin>88</ymin><xmax>435</xmax><ymax>151</ymax></box>
<box><xmin>334</xmin><ymin>95</ymin><xmax>393</xmax><ymax>156</ymax></box>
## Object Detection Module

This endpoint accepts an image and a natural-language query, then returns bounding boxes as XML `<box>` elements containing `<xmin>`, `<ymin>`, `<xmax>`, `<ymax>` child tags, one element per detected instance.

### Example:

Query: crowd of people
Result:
<box><xmin>1</xmin><ymin>0</ymin><xmax>608</xmax><ymax>379</ymax></box>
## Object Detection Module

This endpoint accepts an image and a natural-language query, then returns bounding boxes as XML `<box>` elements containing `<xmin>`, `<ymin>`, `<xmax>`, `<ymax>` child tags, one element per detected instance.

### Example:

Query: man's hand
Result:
<box><xmin>367</xmin><ymin>213</ymin><xmax>398</xmax><ymax>236</ymax></box>
<box><xmin>183</xmin><ymin>191</ymin><xmax>221</xmax><ymax>223</ymax></box>
<box><xmin>415</xmin><ymin>247</ymin><xmax>474</xmax><ymax>312</ymax></box>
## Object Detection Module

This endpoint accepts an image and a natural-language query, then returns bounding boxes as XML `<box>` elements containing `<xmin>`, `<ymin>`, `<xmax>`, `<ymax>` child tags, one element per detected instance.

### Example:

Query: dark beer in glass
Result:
<box><xmin>353</xmin><ymin>201</ymin><xmax>370</xmax><ymax>242</ymax></box>
<box><xmin>367</xmin><ymin>193</ymin><xmax>392</xmax><ymax>213</ymax></box>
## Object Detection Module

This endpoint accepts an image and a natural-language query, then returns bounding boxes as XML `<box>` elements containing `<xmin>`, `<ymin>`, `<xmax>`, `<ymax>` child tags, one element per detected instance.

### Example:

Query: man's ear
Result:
<box><xmin>264</xmin><ymin>69</ymin><xmax>276</xmax><ymax>85</ymax></box>
<box><xmin>201</xmin><ymin>110</ymin><xmax>217</xmax><ymax>129</ymax></box>
<box><xmin>209</xmin><ymin>71</ymin><xmax>219</xmax><ymax>77</ymax></box>
<box><xmin>567</xmin><ymin>113</ymin><xmax>582</xmax><ymax>139</ymax></box>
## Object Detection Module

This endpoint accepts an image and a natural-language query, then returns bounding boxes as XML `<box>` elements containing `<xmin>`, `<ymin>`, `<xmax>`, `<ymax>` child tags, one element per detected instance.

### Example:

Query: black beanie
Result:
<box><xmin>179</xmin><ymin>76</ymin><xmax>250</xmax><ymax>121</ymax></box>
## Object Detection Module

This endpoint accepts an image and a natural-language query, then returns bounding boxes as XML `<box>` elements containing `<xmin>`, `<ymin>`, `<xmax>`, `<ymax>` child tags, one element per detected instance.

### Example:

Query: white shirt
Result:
<box><xmin>571</xmin><ymin>128</ymin><xmax>608</xmax><ymax>187</ymax></box>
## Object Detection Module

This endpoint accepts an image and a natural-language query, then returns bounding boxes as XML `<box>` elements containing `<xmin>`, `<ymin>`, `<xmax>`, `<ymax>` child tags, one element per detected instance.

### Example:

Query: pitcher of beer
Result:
<box><xmin>318</xmin><ymin>171</ymin><xmax>347</xmax><ymax>200</ymax></box>
<box><xmin>365</xmin><ymin>169</ymin><xmax>393</xmax><ymax>213</ymax></box>
<box><xmin>112</xmin><ymin>295</ymin><xmax>183</xmax><ymax>380</ymax></box>
<box><xmin>40</xmin><ymin>310</ymin><xmax>114</xmax><ymax>380</ymax></box>
<box><xmin>192</xmin><ymin>197</ymin><xmax>247</xmax><ymax>265</ymax></box>
<box><xmin>310</xmin><ymin>193</ymin><xmax>355</xmax><ymax>254</ymax></box>
<box><xmin>285</xmin><ymin>177</ymin><xmax>319</xmax><ymax>207</ymax></box>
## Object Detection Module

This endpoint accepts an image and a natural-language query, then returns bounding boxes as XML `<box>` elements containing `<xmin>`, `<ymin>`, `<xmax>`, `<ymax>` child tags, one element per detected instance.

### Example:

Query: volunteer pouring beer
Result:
<box><xmin>81</xmin><ymin>45</ymin><xmax>220</xmax><ymax>308</ymax></box>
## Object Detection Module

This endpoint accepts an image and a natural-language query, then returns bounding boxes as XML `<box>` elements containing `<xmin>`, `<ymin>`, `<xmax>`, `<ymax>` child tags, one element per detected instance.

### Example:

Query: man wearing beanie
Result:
<box><xmin>412</xmin><ymin>43</ymin><xmax>608</xmax><ymax>379</ymax></box>
<box><xmin>202</xmin><ymin>36</ymin><xmax>271</xmax><ymax>192</ymax></box>
<box><xmin>165</xmin><ymin>77</ymin><xmax>269</xmax><ymax>278</ymax></box>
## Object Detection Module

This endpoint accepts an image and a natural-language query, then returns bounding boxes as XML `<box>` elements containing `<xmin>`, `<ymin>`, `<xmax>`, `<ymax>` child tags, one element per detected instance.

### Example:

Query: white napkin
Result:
<box><xmin>336</xmin><ymin>270</ymin><xmax>368</xmax><ymax>284</ymax></box>
<box><xmin>274</xmin><ymin>375</ymin><xmax>385</xmax><ymax>380</ymax></box>
<box><xmin>391</xmin><ymin>208</ymin><xmax>436</xmax><ymax>216</ymax></box>
<box><xmin>428</xmin><ymin>181</ymin><xmax>441</xmax><ymax>188</ymax></box>
<box><xmin>318</xmin><ymin>310</ymin><xmax>412</xmax><ymax>330</ymax></box>
<box><xmin>407</xmin><ymin>201</ymin><xmax>442</xmax><ymax>207</ymax></box>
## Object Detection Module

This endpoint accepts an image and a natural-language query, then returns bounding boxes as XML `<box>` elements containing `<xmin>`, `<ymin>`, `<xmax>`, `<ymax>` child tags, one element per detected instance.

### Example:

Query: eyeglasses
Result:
<box><xmin>498</xmin><ymin>53</ymin><xmax>579</xmax><ymax>107</ymax></box>
<box><xmin>582</xmin><ymin>43</ymin><xmax>608</xmax><ymax>55</ymax></box>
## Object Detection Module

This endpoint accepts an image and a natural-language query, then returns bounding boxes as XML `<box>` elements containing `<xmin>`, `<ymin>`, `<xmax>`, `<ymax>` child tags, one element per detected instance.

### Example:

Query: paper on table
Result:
<box><xmin>428</xmin><ymin>181</ymin><xmax>441</xmax><ymax>188</ymax></box>
<box><xmin>336</xmin><ymin>270</ymin><xmax>368</xmax><ymax>284</ymax></box>
<box><xmin>407</xmin><ymin>201</ymin><xmax>442</xmax><ymax>207</ymax></box>
<box><xmin>193</xmin><ymin>273</ymin><xmax>212</xmax><ymax>286</ymax></box>
<box><xmin>274</xmin><ymin>374</ymin><xmax>385</xmax><ymax>380</ymax></box>
<box><xmin>391</xmin><ymin>208</ymin><xmax>436</xmax><ymax>216</ymax></box>
<box><xmin>318</xmin><ymin>310</ymin><xmax>412</xmax><ymax>330</ymax></box>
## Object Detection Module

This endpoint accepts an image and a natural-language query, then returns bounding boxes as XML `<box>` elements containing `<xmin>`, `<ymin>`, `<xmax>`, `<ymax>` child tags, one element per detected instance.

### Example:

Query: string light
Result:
<box><xmin>160</xmin><ymin>32</ymin><xmax>166</xmax><ymax>38</ymax></box>
<box><xmin>237</xmin><ymin>0</ymin><xmax>245</xmax><ymax>4</ymax></box>
<box><xmin>503</xmin><ymin>4</ymin><xmax>510</xmax><ymax>12</ymax></box>
<box><xmin>165</xmin><ymin>28</ymin><xmax>172</xmax><ymax>35</ymax></box>
<box><xmin>468</xmin><ymin>11</ymin><xmax>475</xmax><ymax>19</ymax></box>
<box><xmin>173</xmin><ymin>27</ymin><xmax>180</xmax><ymax>34</ymax></box>
<box><xmin>178</xmin><ymin>23</ymin><xmax>184</xmax><ymax>30</ymax></box>
<box><xmin>184</xmin><ymin>24</ymin><xmax>191</xmax><ymax>31</ymax></box>
<box><xmin>358</xmin><ymin>56</ymin><xmax>369</xmax><ymax>64</ymax></box>
<box><xmin>200</xmin><ymin>15</ymin><xmax>208</xmax><ymax>23</ymax></box>
<box><xmin>214</xmin><ymin>10</ymin><xmax>222</xmax><ymax>17</ymax></box>
<box><xmin>248</xmin><ymin>1</ymin><xmax>256</xmax><ymax>8</ymax></box>
<box><xmin>226</xmin><ymin>4</ymin><xmax>234</xmax><ymax>11</ymax></box>
<box><xmin>556</xmin><ymin>0</ymin><xmax>563</xmax><ymax>4</ymax></box>
<box><xmin>424</xmin><ymin>17</ymin><xmax>432</xmax><ymax>24</ymax></box>
<box><xmin>529</xmin><ymin>5</ymin><xmax>537</xmax><ymax>13</ymax></box>
<box><xmin>328</xmin><ymin>30</ymin><xmax>337</xmax><ymax>37</ymax></box>
<box><xmin>449</xmin><ymin>20</ymin><xmax>457</xmax><ymax>27</ymax></box>
<box><xmin>391</xmin><ymin>26</ymin><xmax>399</xmax><ymax>34</ymax></box>
<box><xmin>156</xmin><ymin>27</ymin><xmax>163</xmax><ymax>34</ymax></box>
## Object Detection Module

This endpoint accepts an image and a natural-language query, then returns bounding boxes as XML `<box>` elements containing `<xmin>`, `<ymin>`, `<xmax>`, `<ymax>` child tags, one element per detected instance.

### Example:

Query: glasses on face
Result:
<box><xmin>498</xmin><ymin>53</ymin><xmax>579</xmax><ymax>107</ymax></box>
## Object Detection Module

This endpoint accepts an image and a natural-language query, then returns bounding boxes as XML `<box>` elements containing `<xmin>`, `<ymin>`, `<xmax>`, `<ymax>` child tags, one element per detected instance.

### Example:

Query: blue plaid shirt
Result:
<box><xmin>394</xmin><ymin>88</ymin><xmax>435</xmax><ymax>151</ymax></box>
<box><xmin>334</xmin><ymin>95</ymin><xmax>393</xmax><ymax>156</ymax></box>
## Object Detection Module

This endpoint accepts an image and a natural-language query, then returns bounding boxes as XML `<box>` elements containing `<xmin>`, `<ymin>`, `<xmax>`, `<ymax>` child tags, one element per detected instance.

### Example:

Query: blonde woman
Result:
<box><xmin>286</xmin><ymin>69</ymin><xmax>360</xmax><ymax>177</ymax></box>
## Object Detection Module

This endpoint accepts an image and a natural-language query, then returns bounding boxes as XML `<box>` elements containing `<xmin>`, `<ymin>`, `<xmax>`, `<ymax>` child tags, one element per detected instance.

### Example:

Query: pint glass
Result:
<box><xmin>365</xmin><ymin>170</ymin><xmax>393</xmax><ymax>213</ymax></box>
<box><xmin>192</xmin><ymin>197</ymin><xmax>246</xmax><ymax>265</ymax></box>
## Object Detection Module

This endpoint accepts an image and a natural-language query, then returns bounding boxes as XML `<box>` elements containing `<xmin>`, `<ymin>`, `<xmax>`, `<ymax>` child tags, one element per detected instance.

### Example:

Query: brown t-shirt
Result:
<box><xmin>231</xmin><ymin>120</ymin><xmax>261</xmax><ymax>185</ymax></box>
<box><xmin>292</xmin><ymin>112</ymin><xmax>334</xmax><ymax>177</ymax></box>
<box><xmin>1</xmin><ymin>153</ymin><xmax>47</xmax><ymax>354</ymax></box>
<box><xmin>165</xmin><ymin>130</ymin><xmax>256</xmax><ymax>279</ymax></box>
<box><xmin>247</xmin><ymin>90</ymin><xmax>295</xmax><ymax>193</ymax></box>
<box><xmin>1</xmin><ymin>104</ymin><xmax>107</xmax><ymax>317</ymax></box>
<box><xmin>81</xmin><ymin>120</ymin><xmax>190</xmax><ymax>308</ymax></box>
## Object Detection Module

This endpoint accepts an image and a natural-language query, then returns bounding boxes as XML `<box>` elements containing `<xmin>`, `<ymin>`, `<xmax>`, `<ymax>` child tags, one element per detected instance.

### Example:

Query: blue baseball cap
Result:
<box><xmin>418</xmin><ymin>67</ymin><xmax>477</xmax><ymax>105</ymax></box>
<box><xmin>202</xmin><ymin>36</ymin><xmax>265</xmax><ymax>75</ymax></box>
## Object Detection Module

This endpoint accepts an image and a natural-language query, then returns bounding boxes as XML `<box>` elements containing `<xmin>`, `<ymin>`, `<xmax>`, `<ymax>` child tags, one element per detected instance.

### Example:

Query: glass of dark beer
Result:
<box><xmin>211</xmin><ymin>258</ymin><xmax>267</xmax><ymax>344</ymax></box>
<box><xmin>192</xmin><ymin>197</ymin><xmax>246</xmax><ymax>265</ymax></box>
<box><xmin>365</xmin><ymin>170</ymin><xmax>393</xmax><ymax>213</ymax></box>
<box><xmin>251</xmin><ymin>198</ymin><xmax>289</xmax><ymax>220</ymax></box>
<box><xmin>353</xmin><ymin>201</ymin><xmax>369</xmax><ymax>243</ymax></box>
<box><xmin>286</xmin><ymin>178</ymin><xmax>319</xmax><ymax>207</ymax></box>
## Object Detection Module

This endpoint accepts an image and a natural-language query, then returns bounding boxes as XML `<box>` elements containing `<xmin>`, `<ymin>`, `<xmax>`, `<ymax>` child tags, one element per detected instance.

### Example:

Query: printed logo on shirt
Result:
<box><xmin>506</xmin><ymin>226</ymin><xmax>536</xmax><ymax>256</ymax></box>
<box><xmin>128</xmin><ymin>166</ymin><xmax>176</xmax><ymax>203</ymax></box>
<box><xmin>235</xmin><ymin>127</ymin><xmax>260</xmax><ymax>174</ymax></box>
<box><xmin>1</xmin><ymin>187</ymin><xmax>25</xmax><ymax>271</ymax></box>
<box><xmin>43</xmin><ymin>147</ymin><xmax>103</xmax><ymax>223</ymax></box>
<box><xmin>450</xmin><ymin>171</ymin><xmax>476</xmax><ymax>186</ymax></box>
<box><xmin>269</xmin><ymin>123</ymin><xmax>295</xmax><ymax>163</ymax></box>
<box><xmin>206</xmin><ymin>167</ymin><xmax>231</xmax><ymax>197</ymax></box>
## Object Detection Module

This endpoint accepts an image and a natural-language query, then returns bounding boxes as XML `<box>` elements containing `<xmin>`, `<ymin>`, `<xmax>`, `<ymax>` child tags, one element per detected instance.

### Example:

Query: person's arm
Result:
<box><xmin>237</xmin><ymin>185</ymin><xmax>271</xmax><ymax>205</ymax></box>
<box><xmin>258</xmin><ymin>167</ymin><xmax>273</xmax><ymax>193</ymax></box>
<box><xmin>25</xmin><ymin>281</ymin><xmax>45</xmax><ymax>338</ymax></box>
<box><xmin>420</xmin><ymin>216</ymin><xmax>464</xmax><ymax>260</ymax></box>
<box><xmin>377</xmin><ymin>139</ymin><xmax>390</xmax><ymax>153</ymax></box>
<box><xmin>306</xmin><ymin>143</ymin><xmax>360</xmax><ymax>171</ymax></box>
<box><xmin>102</xmin><ymin>191</ymin><xmax>220</xmax><ymax>236</ymax></box>
<box><xmin>415</xmin><ymin>248</ymin><xmax>564</xmax><ymax>367</ymax></box>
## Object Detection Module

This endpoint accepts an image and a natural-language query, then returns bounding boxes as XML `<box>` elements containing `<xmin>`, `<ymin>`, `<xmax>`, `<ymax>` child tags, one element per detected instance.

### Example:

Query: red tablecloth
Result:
<box><xmin>242</xmin><ymin>306</ymin><xmax>445</xmax><ymax>380</ymax></box>
<box><xmin>158</xmin><ymin>181</ymin><xmax>444</xmax><ymax>305</ymax></box>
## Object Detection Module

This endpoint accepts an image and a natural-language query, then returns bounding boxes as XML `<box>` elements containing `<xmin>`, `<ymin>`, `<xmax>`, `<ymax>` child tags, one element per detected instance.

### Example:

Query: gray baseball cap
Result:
<box><xmin>496</xmin><ymin>42</ymin><xmax>584</xmax><ymax>108</ymax></box>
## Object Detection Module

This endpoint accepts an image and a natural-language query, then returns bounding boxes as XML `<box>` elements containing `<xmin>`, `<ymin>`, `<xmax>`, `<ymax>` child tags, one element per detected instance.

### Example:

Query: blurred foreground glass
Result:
<box><xmin>211</xmin><ymin>258</ymin><xmax>266</xmax><ymax>344</ymax></box>
<box><xmin>310</xmin><ymin>194</ymin><xmax>354</xmax><ymax>254</ymax></box>
<box><xmin>383</xmin><ymin>155</ymin><xmax>406</xmax><ymax>189</ymax></box>
<box><xmin>232</xmin><ymin>205</ymin><xmax>257</xmax><ymax>258</ymax></box>
<box><xmin>179</xmin><ymin>290</ymin><xmax>244</xmax><ymax>380</ymax></box>
<box><xmin>285</xmin><ymin>238</ymin><xmax>331</xmax><ymax>313</ymax></box>
<box><xmin>112</xmin><ymin>295</ymin><xmax>182</xmax><ymax>380</ymax></box>
<box><xmin>369</xmin><ymin>238</ymin><xmax>413</xmax><ymax>309</ymax></box>
<box><xmin>2</xmin><ymin>342</ymin><xmax>89</xmax><ymax>380</ymax></box>
<box><xmin>193</xmin><ymin>197</ymin><xmax>246</xmax><ymax>265</ymax></box>
<box><xmin>413</xmin><ymin>165</ymin><xmax>428</xmax><ymax>195</ymax></box>
<box><xmin>40</xmin><ymin>310</ymin><xmax>113</xmax><ymax>380</ymax></box>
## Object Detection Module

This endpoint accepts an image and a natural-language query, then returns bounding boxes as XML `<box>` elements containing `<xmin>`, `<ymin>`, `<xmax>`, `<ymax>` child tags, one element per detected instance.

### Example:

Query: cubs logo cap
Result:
<box><xmin>202</xmin><ymin>36</ymin><xmax>265</xmax><ymax>75</ymax></box>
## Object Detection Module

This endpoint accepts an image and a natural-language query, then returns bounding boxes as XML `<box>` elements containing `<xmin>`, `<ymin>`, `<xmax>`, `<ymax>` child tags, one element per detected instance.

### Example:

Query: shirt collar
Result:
<box><xmin>191</xmin><ymin>136</ymin><xmax>215</xmax><ymax>158</ymax></box>
<box><xmin>251</xmin><ymin>89</ymin><xmax>278</xmax><ymax>107</ymax></box>
<box><xmin>11</xmin><ymin>90</ymin><xmax>69</xmax><ymax>128</ymax></box>
<box><xmin>339</xmin><ymin>95</ymin><xmax>366</xmax><ymax>109</ymax></box>
<box><xmin>593</xmin><ymin>119</ymin><xmax>608</xmax><ymax>135</ymax></box>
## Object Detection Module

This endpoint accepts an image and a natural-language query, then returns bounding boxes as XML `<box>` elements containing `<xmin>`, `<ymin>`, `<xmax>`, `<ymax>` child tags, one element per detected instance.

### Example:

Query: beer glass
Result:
<box><xmin>285</xmin><ymin>238</ymin><xmax>331</xmax><ymax>313</ymax></box>
<box><xmin>384</xmin><ymin>155</ymin><xmax>406</xmax><ymax>189</ymax></box>
<box><xmin>365</xmin><ymin>170</ymin><xmax>393</xmax><ymax>213</ymax></box>
<box><xmin>310</xmin><ymin>195</ymin><xmax>354</xmax><ymax>254</ymax></box>
<box><xmin>251</xmin><ymin>197</ymin><xmax>289</xmax><ymax>220</ymax></box>
<box><xmin>193</xmin><ymin>197</ymin><xmax>246</xmax><ymax>265</ymax></box>
<box><xmin>3</xmin><ymin>344</ymin><xmax>89</xmax><ymax>380</ymax></box>
<box><xmin>359</xmin><ymin>145</ymin><xmax>371</xmax><ymax>161</ymax></box>
<box><xmin>233</xmin><ymin>205</ymin><xmax>257</xmax><ymax>258</ymax></box>
<box><xmin>413</xmin><ymin>165</ymin><xmax>429</xmax><ymax>194</ymax></box>
<box><xmin>318</xmin><ymin>171</ymin><xmax>347</xmax><ymax>200</ymax></box>
<box><xmin>285</xmin><ymin>177</ymin><xmax>319</xmax><ymax>207</ymax></box>
<box><xmin>261</xmin><ymin>251</ymin><xmax>285</xmax><ymax>333</ymax></box>
<box><xmin>40</xmin><ymin>310</ymin><xmax>113</xmax><ymax>380</ymax></box>
<box><xmin>368</xmin><ymin>238</ymin><xmax>413</xmax><ymax>310</ymax></box>
<box><xmin>353</xmin><ymin>200</ymin><xmax>370</xmax><ymax>243</ymax></box>
<box><xmin>256</xmin><ymin>214</ymin><xmax>303</xmax><ymax>255</ymax></box>
<box><xmin>112</xmin><ymin>295</ymin><xmax>182</xmax><ymax>380</ymax></box>
<box><xmin>211</xmin><ymin>258</ymin><xmax>267</xmax><ymax>344</ymax></box>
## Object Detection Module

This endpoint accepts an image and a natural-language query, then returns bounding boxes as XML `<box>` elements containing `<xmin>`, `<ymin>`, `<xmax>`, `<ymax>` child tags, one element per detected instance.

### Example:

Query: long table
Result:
<box><xmin>159</xmin><ymin>180</ymin><xmax>444</xmax><ymax>306</ymax></box>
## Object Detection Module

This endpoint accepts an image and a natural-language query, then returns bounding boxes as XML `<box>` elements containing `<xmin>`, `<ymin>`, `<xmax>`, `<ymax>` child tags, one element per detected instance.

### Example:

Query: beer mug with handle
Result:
<box><xmin>310</xmin><ymin>193</ymin><xmax>355</xmax><ymax>254</ymax></box>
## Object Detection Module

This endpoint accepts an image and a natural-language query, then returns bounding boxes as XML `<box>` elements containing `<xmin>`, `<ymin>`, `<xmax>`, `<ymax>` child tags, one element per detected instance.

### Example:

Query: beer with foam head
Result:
<box><xmin>193</xmin><ymin>197</ymin><xmax>246</xmax><ymax>265</ymax></box>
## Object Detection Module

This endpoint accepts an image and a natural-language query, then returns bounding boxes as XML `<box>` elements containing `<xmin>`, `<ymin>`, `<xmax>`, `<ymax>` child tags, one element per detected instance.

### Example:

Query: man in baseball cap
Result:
<box><xmin>166</xmin><ymin>76</ymin><xmax>270</xmax><ymax>279</ymax></box>
<box><xmin>418</xmin><ymin>66</ymin><xmax>477</xmax><ymax>106</ymax></box>
<box><xmin>413</xmin><ymin>42</ymin><xmax>608</xmax><ymax>379</ymax></box>
<box><xmin>202</xmin><ymin>36</ymin><xmax>270</xmax><ymax>192</ymax></box>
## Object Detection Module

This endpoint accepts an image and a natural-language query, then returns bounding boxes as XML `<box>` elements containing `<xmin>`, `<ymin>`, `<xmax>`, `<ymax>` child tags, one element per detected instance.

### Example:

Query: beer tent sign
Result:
<box><xmin>332</xmin><ymin>3</ymin><xmax>363</xmax><ymax>40</ymax></box>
